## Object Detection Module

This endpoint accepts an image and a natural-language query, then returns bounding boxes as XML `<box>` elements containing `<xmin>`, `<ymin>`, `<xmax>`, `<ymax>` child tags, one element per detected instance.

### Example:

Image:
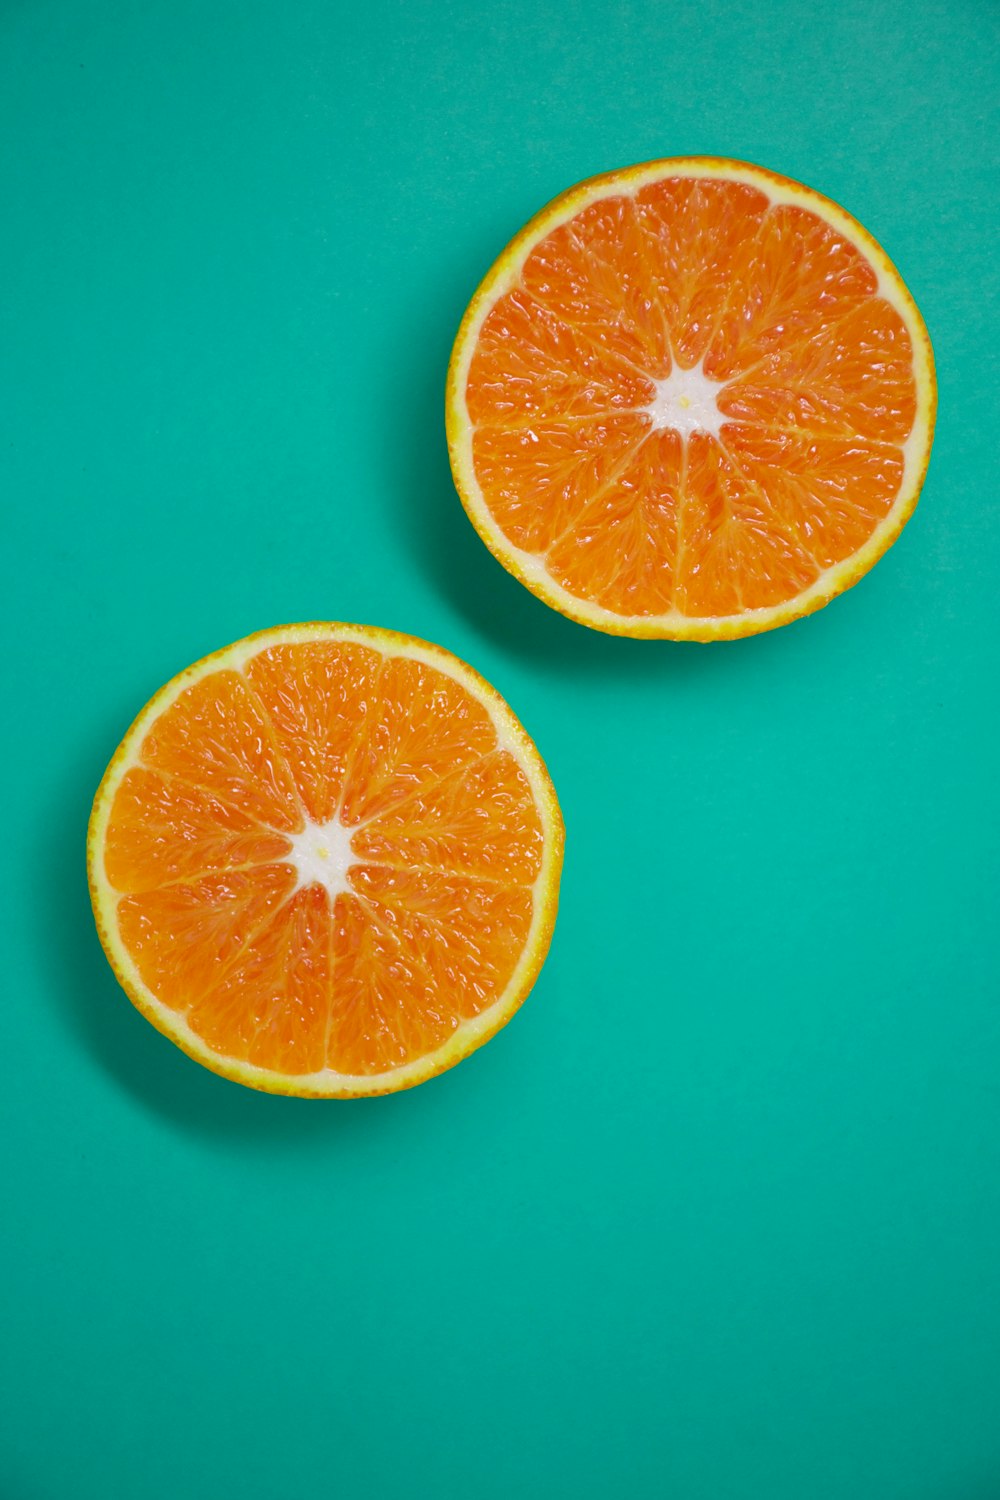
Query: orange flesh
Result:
<box><xmin>104</xmin><ymin>643</ymin><xmax>544</xmax><ymax>1077</ymax></box>
<box><xmin>465</xmin><ymin>177</ymin><xmax>918</xmax><ymax>618</ymax></box>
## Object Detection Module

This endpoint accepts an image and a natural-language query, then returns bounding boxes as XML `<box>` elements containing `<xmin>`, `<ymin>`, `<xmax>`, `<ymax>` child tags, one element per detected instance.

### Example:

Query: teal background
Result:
<box><xmin>2</xmin><ymin>0</ymin><xmax>998</xmax><ymax>1495</ymax></box>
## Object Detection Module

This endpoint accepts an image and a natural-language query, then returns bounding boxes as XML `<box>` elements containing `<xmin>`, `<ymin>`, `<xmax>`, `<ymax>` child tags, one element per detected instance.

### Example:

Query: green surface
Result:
<box><xmin>2</xmin><ymin>1</ymin><xmax>998</xmax><ymax>1496</ymax></box>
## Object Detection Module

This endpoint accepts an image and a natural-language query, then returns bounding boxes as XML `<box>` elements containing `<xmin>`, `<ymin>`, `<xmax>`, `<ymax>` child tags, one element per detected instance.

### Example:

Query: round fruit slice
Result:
<box><xmin>447</xmin><ymin>157</ymin><xmax>936</xmax><ymax>640</ymax></box>
<box><xmin>88</xmin><ymin>624</ymin><xmax>564</xmax><ymax>1097</ymax></box>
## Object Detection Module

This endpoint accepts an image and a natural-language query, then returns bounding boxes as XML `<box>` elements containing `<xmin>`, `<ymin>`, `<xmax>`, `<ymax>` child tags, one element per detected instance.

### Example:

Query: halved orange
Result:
<box><xmin>447</xmin><ymin>157</ymin><xmax>936</xmax><ymax>640</ymax></box>
<box><xmin>87</xmin><ymin>624</ymin><xmax>563</xmax><ymax>1097</ymax></box>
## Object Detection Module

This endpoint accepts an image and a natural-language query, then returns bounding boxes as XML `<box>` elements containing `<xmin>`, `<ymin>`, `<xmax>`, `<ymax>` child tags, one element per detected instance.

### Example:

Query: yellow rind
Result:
<box><xmin>446</xmin><ymin>156</ymin><xmax>937</xmax><ymax>641</ymax></box>
<box><xmin>87</xmin><ymin>622</ymin><xmax>565</xmax><ymax>1098</ymax></box>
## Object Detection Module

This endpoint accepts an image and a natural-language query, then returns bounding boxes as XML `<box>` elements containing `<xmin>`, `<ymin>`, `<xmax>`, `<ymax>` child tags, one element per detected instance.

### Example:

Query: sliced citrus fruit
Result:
<box><xmin>447</xmin><ymin>157</ymin><xmax>936</xmax><ymax>640</ymax></box>
<box><xmin>87</xmin><ymin>624</ymin><xmax>563</xmax><ymax>1097</ymax></box>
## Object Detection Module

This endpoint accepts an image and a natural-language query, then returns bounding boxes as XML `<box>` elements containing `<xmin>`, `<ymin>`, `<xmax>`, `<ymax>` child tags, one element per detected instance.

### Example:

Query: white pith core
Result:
<box><xmin>285</xmin><ymin>817</ymin><xmax>357</xmax><ymax>900</ymax></box>
<box><xmin>642</xmin><ymin>360</ymin><xmax>726</xmax><ymax>438</ymax></box>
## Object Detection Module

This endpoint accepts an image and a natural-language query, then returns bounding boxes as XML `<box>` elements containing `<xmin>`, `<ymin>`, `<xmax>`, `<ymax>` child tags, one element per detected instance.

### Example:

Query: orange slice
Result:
<box><xmin>87</xmin><ymin>624</ymin><xmax>563</xmax><ymax>1097</ymax></box>
<box><xmin>447</xmin><ymin>157</ymin><xmax>936</xmax><ymax>640</ymax></box>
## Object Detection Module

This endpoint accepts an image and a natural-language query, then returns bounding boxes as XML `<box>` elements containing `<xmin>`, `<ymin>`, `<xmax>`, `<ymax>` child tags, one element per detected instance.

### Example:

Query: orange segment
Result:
<box><xmin>88</xmin><ymin>625</ymin><xmax>563</xmax><ymax>1098</ymax></box>
<box><xmin>352</xmin><ymin>750</ymin><xmax>545</xmax><ymax>885</ymax></box>
<box><xmin>140</xmin><ymin>669</ymin><xmax>304</xmax><ymax>831</ymax></box>
<box><xmin>338</xmin><ymin>653</ymin><xmax>498</xmax><ymax>825</ymax></box>
<box><xmin>243</xmin><ymin>640</ymin><xmax>382</xmax><ymax>824</ymax></box>
<box><xmin>522</xmin><ymin>193</ymin><xmax>672</xmax><ymax>374</ymax></box>
<box><xmin>471</xmin><ymin>414</ymin><xmax>650</xmax><ymax>553</ymax></box>
<box><xmin>188</xmin><ymin>885</ymin><xmax>333</xmax><ymax>1075</ymax></box>
<box><xmin>727</xmin><ymin>428</ymin><xmax>905</xmax><ymax>571</ymax></box>
<box><xmin>722</xmin><ymin>298</ymin><xmax>917</xmax><ymax>444</ymax></box>
<box><xmin>676</xmin><ymin>433</ymin><xmax>819</xmax><ymax>616</ymax></box>
<box><xmin>704</xmin><ymin>202</ymin><xmax>879</xmax><ymax>381</ymax></box>
<box><xmin>447</xmin><ymin>157</ymin><xmax>936</xmax><ymax>640</ymax></box>
<box><xmin>105</xmin><ymin>767</ymin><xmax>292</xmax><ymax>894</ymax></box>
<box><xmin>331</xmin><ymin>869</ymin><xmax>533</xmax><ymax>1076</ymax></box>
<box><xmin>327</xmin><ymin>891</ymin><xmax>443</xmax><ymax>1074</ymax></box>
<box><xmin>467</xmin><ymin>288</ymin><xmax>651</xmax><ymax>427</ymax></box>
<box><xmin>631</xmin><ymin>175</ymin><xmax>771</xmax><ymax>368</ymax></box>
<box><xmin>117</xmin><ymin>863</ymin><xmax>297</xmax><ymax>1015</ymax></box>
<box><xmin>546</xmin><ymin>427</ymin><xmax>683</xmax><ymax>616</ymax></box>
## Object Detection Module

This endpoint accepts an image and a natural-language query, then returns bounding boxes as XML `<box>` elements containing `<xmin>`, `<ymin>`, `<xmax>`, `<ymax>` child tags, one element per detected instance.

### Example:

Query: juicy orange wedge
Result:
<box><xmin>447</xmin><ymin>157</ymin><xmax>936</xmax><ymax>640</ymax></box>
<box><xmin>88</xmin><ymin>625</ymin><xmax>563</xmax><ymax>1096</ymax></box>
